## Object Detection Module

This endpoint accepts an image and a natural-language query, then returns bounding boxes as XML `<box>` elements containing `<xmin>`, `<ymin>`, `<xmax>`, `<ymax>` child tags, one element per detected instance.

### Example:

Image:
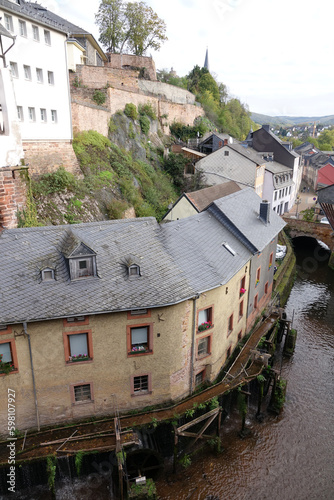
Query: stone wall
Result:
<box><xmin>70</xmin><ymin>65</ymin><xmax>140</xmax><ymax>93</ymax></box>
<box><xmin>0</xmin><ymin>166</ymin><xmax>28</xmax><ymax>229</ymax></box>
<box><xmin>23</xmin><ymin>142</ymin><xmax>82</xmax><ymax>178</ymax></box>
<box><xmin>139</xmin><ymin>80</ymin><xmax>196</xmax><ymax>105</ymax></box>
<box><xmin>106</xmin><ymin>53</ymin><xmax>157</xmax><ymax>81</ymax></box>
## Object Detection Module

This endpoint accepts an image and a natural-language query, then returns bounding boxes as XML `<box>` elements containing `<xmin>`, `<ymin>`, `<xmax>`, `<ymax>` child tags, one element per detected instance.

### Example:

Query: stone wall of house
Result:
<box><xmin>22</xmin><ymin>142</ymin><xmax>82</xmax><ymax>178</ymax></box>
<box><xmin>106</xmin><ymin>53</ymin><xmax>157</xmax><ymax>81</ymax></box>
<box><xmin>0</xmin><ymin>166</ymin><xmax>27</xmax><ymax>229</ymax></box>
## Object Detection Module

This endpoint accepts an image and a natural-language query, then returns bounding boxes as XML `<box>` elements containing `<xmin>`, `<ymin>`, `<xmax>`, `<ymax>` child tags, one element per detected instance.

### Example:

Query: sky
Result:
<box><xmin>43</xmin><ymin>0</ymin><xmax>334</xmax><ymax>118</ymax></box>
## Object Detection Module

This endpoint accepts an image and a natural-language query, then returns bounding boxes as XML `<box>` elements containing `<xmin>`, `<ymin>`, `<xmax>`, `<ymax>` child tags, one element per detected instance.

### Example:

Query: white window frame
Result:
<box><xmin>9</xmin><ymin>62</ymin><xmax>18</xmax><ymax>78</ymax></box>
<box><xmin>23</xmin><ymin>65</ymin><xmax>31</xmax><ymax>80</ymax></box>
<box><xmin>18</xmin><ymin>19</ymin><xmax>27</xmax><ymax>37</ymax></box>
<box><xmin>36</xmin><ymin>68</ymin><xmax>43</xmax><ymax>83</ymax></box>
<box><xmin>44</xmin><ymin>29</ymin><xmax>51</xmax><ymax>45</ymax></box>
<box><xmin>28</xmin><ymin>107</ymin><xmax>36</xmax><ymax>122</ymax></box>
<box><xmin>4</xmin><ymin>14</ymin><xmax>14</xmax><ymax>32</ymax></box>
<box><xmin>32</xmin><ymin>25</ymin><xmax>40</xmax><ymax>41</ymax></box>
<box><xmin>51</xmin><ymin>110</ymin><xmax>57</xmax><ymax>123</ymax></box>
<box><xmin>40</xmin><ymin>108</ymin><xmax>47</xmax><ymax>123</ymax></box>
<box><xmin>17</xmin><ymin>106</ymin><xmax>23</xmax><ymax>121</ymax></box>
<box><xmin>47</xmin><ymin>71</ymin><xmax>54</xmax><ymax>85</ymax></box>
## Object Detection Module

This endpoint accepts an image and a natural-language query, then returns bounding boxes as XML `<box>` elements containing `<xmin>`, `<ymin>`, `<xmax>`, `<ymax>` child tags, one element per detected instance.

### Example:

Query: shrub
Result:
<box><xmin>32</xmin><ymin>167</ymin><xmax>77</xmax><ymax>196</ymax></box>
<box><xmin>92</xmin><ymin>90</ymin><xmax>106</xmax><ymax>106</ymax></box>
<box><xmin>106</xmin><ymin>199</ymin><xmax>129</xmax><ymax>219</ymax></box>
<box><xmin>139</xmin><ymin>114</ymin><xmax>150</xmax><ymax>135</ymax></box>
<box><xmin>124</xmin><ymin>103</ymin><xmax>138</xmax><ymax>120</ymax></box>
<box><xmin>138</xmin><ymin>103</ymin><xmax>157</xmax><ymax>120</ymax></box>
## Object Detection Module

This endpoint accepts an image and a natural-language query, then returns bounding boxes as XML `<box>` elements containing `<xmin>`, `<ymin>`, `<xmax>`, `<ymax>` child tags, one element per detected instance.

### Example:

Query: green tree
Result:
<box><xmin>95</xmin><ymin>0</ymin><xmax>167</xmax><ymax>55</ymax></box>
<box><xmin>318</xmin><ymin>129</ymin><xmax>334</xmax><ymax>151</ymax></box>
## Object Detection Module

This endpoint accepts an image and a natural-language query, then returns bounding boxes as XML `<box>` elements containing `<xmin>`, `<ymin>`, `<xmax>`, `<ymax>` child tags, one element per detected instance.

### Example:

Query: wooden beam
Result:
<box><xmin>177</xmin><ymin>431</ymin><xmax>213</xmax><ymax>439</ymax></box>
<box><xmin>176</xmin><ymin>408</ymin><xmax>220</xmax><ymax>434</ymax></box>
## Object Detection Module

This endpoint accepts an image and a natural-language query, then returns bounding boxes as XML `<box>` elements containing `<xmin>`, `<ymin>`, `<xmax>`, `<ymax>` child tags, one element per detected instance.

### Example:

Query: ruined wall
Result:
<box><xmin>106</xmin><ymin>53</ymin><xmax>157</xmax><ymax>81</ymax></box>
<box><xmin>70</xmin><ymin>65</ymin><xmax>140</xmax><ymax>93</ymax></box>
<box><xmin>139</xmin><ymin>80</ymin><xmax>196</xmax><ymax>105</ymax></box>
<box><xmin>23</xmin><ymin>142</ymin><xmax>82</xmax><ymax>178</ymax></box>
<box><xmin>0</xmin><ymin>167</ymin><xmax>27</xmax><ymax>229</ymax></box>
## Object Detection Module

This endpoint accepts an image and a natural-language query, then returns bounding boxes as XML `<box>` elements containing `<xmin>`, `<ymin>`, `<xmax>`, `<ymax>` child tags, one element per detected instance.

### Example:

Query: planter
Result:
<box><xmin>198</xmin><ymin>321</ymin><xmax>212</xmax><ymax>332</ymax></box>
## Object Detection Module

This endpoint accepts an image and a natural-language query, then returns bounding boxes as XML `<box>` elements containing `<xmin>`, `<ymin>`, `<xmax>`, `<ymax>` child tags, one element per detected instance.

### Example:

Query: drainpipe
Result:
<box><xmin>189</xmin><ymin>295</ymin><xmax>199</xmax><ymax>395</ymax></box>
<box><xmin>23</xmin><ymin>322</ymin><xmax>40</xmax><ymax>432</ymax></box>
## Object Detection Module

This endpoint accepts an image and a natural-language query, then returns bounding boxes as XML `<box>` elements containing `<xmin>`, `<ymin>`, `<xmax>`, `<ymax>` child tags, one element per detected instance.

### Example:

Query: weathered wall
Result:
<box><xmin>70</xmin><ymin>65</ymin><xmax>140</xmax><ymax>93</ymax></box>
<box><xmin>138</xmin><ymin>80</ymin><xmax>196</xmax><ymax>105</ymax></box>
<box><xmin>0</xmin><ymin>166</ymin><xmax>27</xmax><ymax>229</ymax></box>
<box><xmin>106</xmin><ymin>53</ymin><xmax>157</xmax><ymax>81</ymax></box>
<box><xmin>283</xmin><ymin>218</ymin><xmax>334</xmax><ymax>250</ymax></box>
<box><xmin>23</xmin><ymin>142</ymin><xmax>82</xmax><ymax>178</ymax></box>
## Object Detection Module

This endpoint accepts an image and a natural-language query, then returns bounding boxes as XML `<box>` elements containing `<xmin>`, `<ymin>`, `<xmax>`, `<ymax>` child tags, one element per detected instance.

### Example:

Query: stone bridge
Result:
<box><xmin>283</xmin><ymin>217</ymin><xmax>334</xmax><ymax>267</ymax></box>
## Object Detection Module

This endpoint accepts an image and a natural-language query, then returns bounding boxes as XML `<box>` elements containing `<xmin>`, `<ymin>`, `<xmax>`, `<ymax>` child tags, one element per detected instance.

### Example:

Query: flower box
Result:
<box><xmin>240</xmin><ymin>288</ymin><xmax>246</xmax><ymax>295</ymax></box>
<box><xmin>198</xmin><ymin>321</ymin><xmax>212</xmax><ymax>332</ymax></box>
<box><xmin>130</xmin><ymin>346</ymin><xmax>148</xmax><ymax>354</ymax></box>
<box><xmin>69</xmin><ymin>355</ymin><xmax>90</xmax><ymax>362</ymax></box>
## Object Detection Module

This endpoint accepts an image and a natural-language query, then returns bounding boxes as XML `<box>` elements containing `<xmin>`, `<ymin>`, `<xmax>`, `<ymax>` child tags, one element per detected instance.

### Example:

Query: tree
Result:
<box><xmin>95</xmin><ymin>0</ymin><xmax>167</xmax><ymax>55</ymax></box>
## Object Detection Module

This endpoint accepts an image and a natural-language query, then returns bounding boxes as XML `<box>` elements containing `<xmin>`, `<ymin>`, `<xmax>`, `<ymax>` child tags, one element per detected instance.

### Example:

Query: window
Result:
<box><xmin>128</xmin><ymin>264</ymin><xmax>140</xmax><ymax>276</ymax></box>
<box><xmin>239</xmin><ymin>300</ymin><xmax>244</xmax><ymax>320</ymax></box>
<box><xmin>264</xmin><ymin>281</ymin><xmax>269</xmax><ymax>294</ymax></box>
<box><xmin>127</xmin><ymin>309</ymin><xmax>151</xmax><ymax>319</ymax></box>
<box><xmin>195</xmin><ymin>370</ymin><xmax>205</xmax><ymax>387</ymax></box>
<box><xmin>42</xmin><ymin>268</ymin><xmax>54</xmax><ymax>281</ymax></box>
<box><xmin>226</xmin><ymin>346</ymin><xmax>232</xmax><ymax>359</ymax></box>
<box><xmin>228</xmin><ymin>314</ymin><xmax>233</xmax><ymax>336</ymax></box>
<box><xmin>24</xmin><ymin>65</ymin><xmax>31</xmax><ymax>80</ymax></box>
<box><xmin>47</xmin><ymin>71</ymin><xmax>54</xmax><ymax>85</ymax></box>
<box><xmin>197</xmin><ymin>335</ymin><xmax>211</xmax><ymax>358</ymax></box>
<box><xmin>224</xmin><ymin>150</ymin><xmax>229</xmax><ymax>156</ymax></box>
<box><xmin>69</xmin><ymin>256</ymin><xmax>96</xmax><ymax>280</ymax></box>
<box><xmin>44</xmin><ymin>30</ymin><xmax>51</xmax><ymax>45</ymax></box>
<box><xmin>269</xmin><ymin>252</ymin><xmax>273</xmax><ymax>270</ymax></box>
<box><xmin>71</xmin><ymin>383</ymin><xmax>93</xmax><ymax>403</ymax></box>
<box><xmin>0</xmin><ymin>339</ymin><xmax>18</xmax><ymax>375</ymax></box>
<box><xmin>4</xmin><ymin>15</ymin><xmax>14</xmax><ymax>32</ymax></box>
<box><xmin>274</xmin><ymin>191</ymin><xmax>278</xmax><ymax>201</ymax></box>
<box><xmin>36</xmin><ymin>68</ymin><xmax>43</xmax><ymax>83</ymax></box>
<box><xmin>127</xmin><ymin>324</ymin><xmax>153</xmax><ymax>355</ymax></box>
<box><xmin>19</xmin><ymin>20</ymin><xmax>27</xmax><ymax>37</ymax></box>
<box><xmin>28</xmin><ymin>107</ymin><xmax>36</xmax><ymax>122</ymax></box>
<box><xmin>64</xmin><ymin>316</ymin><xmax>88</xmax><ymax>326</ymax></box>
<box><xmin>64</xmin><ymin>330</ymin><xmax>93</xmax><ymax>363</ymax></box>
<box><xmin>238</xmin><ymin>331</ymin><xmax>242</xmax><ymax>341</ymax></box>
<box><xmin>32</xmin><ymin>25</ymin><xmax>39</xmax><ymax>41</ymax></box>
<box><xmin>198</xmin><ymin>307</ymin><xmax>213</xmax><ymax>332</ymax></box>
<box><xmin>51</xmin><ymin>110</ymin><xmax>57</xmax><ymax>123</ymax></box>
<box><xmin>132</xmin><ymin>374</ymin><xmax>151</xmax><ymax>395</ymax></box>
<box><xmin>9</xmin><ymin>62</ymin><xmax>18</xmax><ymax>78</ymax></box>
<box><xmin>256</xmin><ymin>267</ymin><xmax>261</xmax><ymax>286</ymax></box>
<box><xmin>240</xmin><ymin>276</ymin><xmax>246</xmax><ymax>297</ymax></box>
<box><xmin>40</xmin><ymin>108</ymin><xmax>47</xmax><ymax>122</ymax></box>
<box><xmin>254</xmin><ymin>294</ymin><xmax>258</xmax><ymax>309</ymax></box>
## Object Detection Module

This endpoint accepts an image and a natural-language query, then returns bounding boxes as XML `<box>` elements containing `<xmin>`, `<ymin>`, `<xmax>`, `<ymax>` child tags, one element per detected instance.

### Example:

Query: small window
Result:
<box><xmin>256</xmin><ymin>267</ymin><xmax>261</xmax><ymax>286</ymax></box>
<box><xmin>42</xmin><ymin>269</ymin><xmax>54</xmax><ymax>281</ymax></box>
<box><xmin>228</xmin><ymin>314</ymin><xmax>233</xmax><ymax>336</ymax></box>
<box><xmin>239</xmin><ymin>300</ymin><xmax>244</xmax><ymax>320</ymax></box>
<box><xmin>224</xmin><ymin>150</ymin><xmax>229</xmax><ymax>156</ymax></box>
<box><xmin>19</xmin><ymin>20</ymin><xmax>27</xmax><ymax>37</ymax></box>
<box><xmin>48</xmin><ymin>71</ymin><xmax>54</xmax><ymax>85</ymax></box>
<box><xmin>68</xmin><ymin>333</ymin><xmax>90</xmax><ymax>362</ymax></box>
<box><xmin>24</xmin><ymin>65</ymin><xmax>31</xmax><ymax>80</ymax></box>
<box><xmin>226</xmin><ymin>346</ymin><xmax>232</xmax><ymax>358</ymax></box>
<box><xmin>129</xmin><ymin>326</ymin><xmax>151</xmax><ymax>354</ymax></box>
<box><xmin>9</xmin><ymin>62</ymin><xmax>18</xmax><ymax>78</ymax></box>
<box><xmin>269</xmin><ymin>252</ymin><xmax>273</xmax><ymax>270</ymax></box>
<box><xmin>74</xmin><ymin>384</ymin><xmax>92</xmax><ymax>402</ymax></box>
<box><xmin>32</xmin><ymin>25</ymin><xmax>40</xmax><ymax>41</ymax></box>
<box><xmin>66</xmin><ymin>316</ymin><xmax>85</xmax><ymax>323</ymax></box>
<box><xmin>131</xmin><ymin>309</ymin><xmax>147</xmax><ymax>316</ymax></box>
<box><xmin>254</xmin><ymin>294</ymin><xmax>258</xmax><ymax>309</ymax></box>
<box><xmin>274</xmin><ymin>191</ymin><xmax>278</xmax><ymax>201</ymax></box>
<box><xmin>44</xmin><ymin>30</ymin><xmax>51</xmax><ymax>45</ymax></box>
<box><xmin>238</xmin><ymin>331</ymin><xmax>242</xmax><ymax>341</ymax></box>
<box><xmin>198</xmin><ymin>307</ymin><xmax>213</xmax><ymax>331</ymax></box>
<box><xmin>51</xmin><ymin>110</ymin><xmax>57</xmax><ymax>123</ymax></box>
<box><xmin>4</xmin><ymin>15</ymin><xmax>14</xmax><ymax>32</ymax></box>
<box><xmin>0</xmin><ymin>339</ymin><xmax>17</xmax><ymax>374</ymax></box>
<box><xmin>28</xmin><ymin>107</ymin><xmax>36</xmax><ymax>122</ymax></box>
<box><xmin>40</xmin><ymin>108</ymin><xmax>47</xmax><ymax>122</ymax></box>
<box><xmin>17</xmin><ymin>106</ymin><xmax>23</xmax><ymax>121</ymax></box>
<box><xmin>0</xmin><ymin>325</ymin><xmax>8</xmax><ymax>331</ymax></box>
<box><xmin>240</xmin><ymin>276</ymin><xmax>246</xmax><ymax>296</ymax></box>
<box><xmin>195</xmin><ymin>370</ymin><xmax>205</xmax><ymax>387</ymax></box>
<box><xmin>129</xmin><ymin>264</ymin><xmax>140</xmax><ymax>276</ymax></box>
<box><xmin>197</xmin><ymin>336</ymin><xmax>211</xmax><ymax>357</ymax></box>
<box><xmin>36</xmin><ymin>68</ymin><xmax>43</xmax><ymax>83</ymax></box>
<box><xmin>264</xmin><ymin>281</ymin><xmax>269</xmax><ymax>294</ymax></box>
<box><xmin>79</xmin><ymin>260</ymin><xmax>87</xmax><ymax>269</ymax></box>
<box><xmin>133</xmin><ymin>375</ymin><xmax>149</xmax><ymax>394</ymax></box>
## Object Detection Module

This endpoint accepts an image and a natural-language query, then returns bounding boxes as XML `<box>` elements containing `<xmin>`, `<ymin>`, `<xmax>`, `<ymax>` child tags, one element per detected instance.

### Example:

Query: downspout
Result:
<box><xmin>189</xmin><ymin>294</ymin><xmax>199</xmax><ymax>395</ymax></box>
<box><xmin>23</xmin><ymin>322</ymin><xmax>40</xmax><ymax>432</ymax></box>
<box><xmin>64</xmin><ymin>35</ymin><xmax>73</xmax><ymax>142</ymax></box>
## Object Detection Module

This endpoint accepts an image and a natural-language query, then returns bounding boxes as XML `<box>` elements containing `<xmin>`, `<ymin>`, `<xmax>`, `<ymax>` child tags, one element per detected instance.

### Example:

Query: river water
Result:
<box><xmin>155</xmin><ymin>239</ymin><xmax>334</xmax><ymax>500</ymax></box>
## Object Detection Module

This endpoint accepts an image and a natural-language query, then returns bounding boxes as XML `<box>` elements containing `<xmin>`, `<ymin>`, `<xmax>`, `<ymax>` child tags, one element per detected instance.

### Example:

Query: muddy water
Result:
<box><xmin>155</xmin><ymin>240</ymin><xmax>334</xmax><ymax>500</ymax></box>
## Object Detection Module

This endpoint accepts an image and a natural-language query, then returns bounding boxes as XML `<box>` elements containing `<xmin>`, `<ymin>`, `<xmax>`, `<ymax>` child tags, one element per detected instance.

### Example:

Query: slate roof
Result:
<box><xmin>317</xmin><ymin>184</ymin><xmax>334</xmax><ymax>203</ymax></box>
<box><xmin>0</xmin><ymin>219</ymin><xmax>195</xmax><ymax>324</ymax></box>
<box><xmin>207</xmin><ymin>188</ymin><xmax>286</xmax><ymax>252</ymax></box>
<box><xmin>195</xmin><ymin>144</ymin><xmax>265</xmax><ymax>187</ymax></box>
<box><xmin>185</xmin><ymin>182</ymin><xmax>241</xmax><ymax>212</ymax></box>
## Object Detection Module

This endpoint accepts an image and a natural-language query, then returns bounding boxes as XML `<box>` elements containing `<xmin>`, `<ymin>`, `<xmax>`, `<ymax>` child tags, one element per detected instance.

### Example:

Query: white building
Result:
<box><xmin>262</xmin><ymin>161</ymin><xmax>294</xmax><ymax>215</ymax></box>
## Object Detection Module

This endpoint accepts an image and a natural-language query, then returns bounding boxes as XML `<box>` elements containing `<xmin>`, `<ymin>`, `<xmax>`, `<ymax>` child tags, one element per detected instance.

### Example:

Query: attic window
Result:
<box><xmin>129</xmin><ymin>264</ymin><xmax>140</xmax><ymax>277</ymax></box>
<box><xmin>69</xmin><ymin>256</ymin><xmax>96</xmax><ymax>279</ymax></box>
<box><xmin>222</xmin><ymin>242</ymin><xmax>236</xmax><ymax>256</ymax></box>
<box><xmin>42</xmin><ymin>268</ymin><xmax>54</xmax><ymax>281</ymax></box>
<box><xmin>224</xmin><ymin>151</ymin><xmax>229</xmax><ymax>156</ymax></box>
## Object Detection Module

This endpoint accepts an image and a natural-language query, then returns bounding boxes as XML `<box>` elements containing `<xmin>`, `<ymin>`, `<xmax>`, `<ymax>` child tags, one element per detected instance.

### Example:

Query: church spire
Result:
<box><xmin>204</xmin><ymin>47</ymin><xmax>209</xmax><ymax>71</ymax></box>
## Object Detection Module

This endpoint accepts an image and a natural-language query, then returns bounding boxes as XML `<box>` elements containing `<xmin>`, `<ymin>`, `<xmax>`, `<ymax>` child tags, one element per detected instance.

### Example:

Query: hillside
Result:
<box><xmin>251</xmin><ymin>112</ymin><xmax>334</xmax><ymax>127</ymax></box>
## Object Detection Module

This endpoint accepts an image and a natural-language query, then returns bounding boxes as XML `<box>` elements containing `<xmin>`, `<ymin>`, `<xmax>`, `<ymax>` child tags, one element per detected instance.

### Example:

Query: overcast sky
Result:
<box><xmin>45</xmin><ymin>0</ymin><xmax>334</xmax><ymax>118</ymax></box>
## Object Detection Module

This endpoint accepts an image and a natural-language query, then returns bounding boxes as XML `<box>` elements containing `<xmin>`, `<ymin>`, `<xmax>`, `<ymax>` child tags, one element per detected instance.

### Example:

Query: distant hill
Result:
<box><xmin>251</xmin><ymin>112</ymin><xmax>334</xmax><ymax>127</ymax></box>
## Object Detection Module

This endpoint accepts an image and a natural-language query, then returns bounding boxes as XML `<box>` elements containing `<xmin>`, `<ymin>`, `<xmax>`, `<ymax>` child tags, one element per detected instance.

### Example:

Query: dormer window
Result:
<box><xmin>42</xmin><ymin>268</ymin><xmax>54</xmax><ymax>281</ymax></box>
<box><xmin>129</xmin><ymin>264</ymin><xmax>140</xmax><ymax>277</ymax></box>
<box><xmin>62</xmin><ymin>233</ymin><xmax>97</xmax><ymax>281</ymax></box>
<box><xmin>70</xmin><ymin>256</ymin><xmax>96</xmax><ymax>279</ymax></box>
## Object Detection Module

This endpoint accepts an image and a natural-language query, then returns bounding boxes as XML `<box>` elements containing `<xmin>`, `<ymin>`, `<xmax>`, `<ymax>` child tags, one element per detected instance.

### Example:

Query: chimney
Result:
<box><xmin>259</xmin><ymin>200</ymin><xmax>270</xmax><ymax>225</ymax></box>
<box><xmin>262</xmin><ymin>125</ymin><xmax>270</xmax><ymax>132</ymax></box>
<box><xmin>224</xmin><ymin>138</ymin><xmax>228</xmax><ymax>146</ymax></box>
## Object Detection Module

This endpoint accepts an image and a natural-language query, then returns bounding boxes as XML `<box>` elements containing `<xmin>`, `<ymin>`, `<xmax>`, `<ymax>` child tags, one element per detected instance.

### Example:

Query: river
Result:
<box><xmin>155</xmin><ymin>238</ymin><xmax>334</xmax><ymax>500</ymax></box>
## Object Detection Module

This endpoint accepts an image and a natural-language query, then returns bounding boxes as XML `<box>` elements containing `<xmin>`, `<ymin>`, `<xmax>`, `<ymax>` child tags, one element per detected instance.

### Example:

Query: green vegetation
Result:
<box><xmin>124</xmin><ymin>103</ymin><xmax>138</xmax><ymax>120</ymax></box>
<box><xmin>301</xmin><ymin>208</ymin><xmax>315</xmax><ymax>222</ymax></box>
<box><xmin>92</xmin><ymin>90</ymin><xmax>107</xmax><ymax>106</ymax></box>
<box><xmin>138</xmin><ymin>102</ymin><xmax>157</xmax><ymax>120</ymax></box>
<box><xmin>46</xmin><ymin>455</ymin><xmax>57</xmax><ymax>496</ymax></box>
<box><xmin>75</xmin><ymin>451</ymin><xmax>85</xmax><ymax>476</ymax></box>
<box><xmin>179</xmin><ymin>454</ymin><xmax>192</xmax><ymax>468</ymax></box>
<box><xmin>139</xmin><ymin>114</ymin><xmax>150</xmax><ymax>135</ymax></box>
<box><xmin>129</xmin><ymin>477</ymin><xmax>157</xmax><ymax>499</ymax></box>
